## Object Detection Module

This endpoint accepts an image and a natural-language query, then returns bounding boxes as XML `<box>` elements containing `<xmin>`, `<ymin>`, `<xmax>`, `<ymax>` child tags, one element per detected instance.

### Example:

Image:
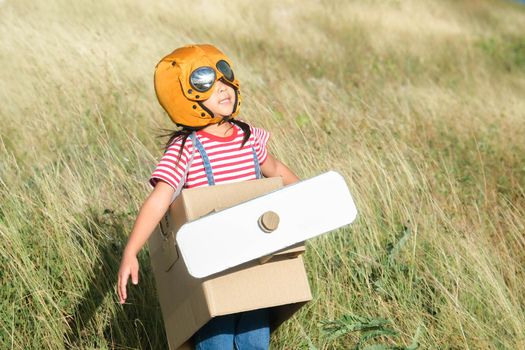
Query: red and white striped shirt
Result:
<box><xmin>149</xmin><ymin>123</ymin><xmax>270</xmax><ymax>190</ymax></box>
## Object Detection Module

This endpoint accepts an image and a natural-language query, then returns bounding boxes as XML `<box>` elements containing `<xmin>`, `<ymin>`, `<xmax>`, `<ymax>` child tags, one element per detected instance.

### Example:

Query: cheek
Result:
<box><xmin>203</xmin><ymin>97</ymin><xmax>216</xmax><ymax>109</ymax></box>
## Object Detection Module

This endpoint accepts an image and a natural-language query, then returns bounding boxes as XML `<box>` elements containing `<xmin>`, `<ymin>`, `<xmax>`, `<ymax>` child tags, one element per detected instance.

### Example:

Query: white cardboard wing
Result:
<box><xmin>176</xmin><ymin>171</ymin><xmax>358</xmax><ymax>278</ymax></box>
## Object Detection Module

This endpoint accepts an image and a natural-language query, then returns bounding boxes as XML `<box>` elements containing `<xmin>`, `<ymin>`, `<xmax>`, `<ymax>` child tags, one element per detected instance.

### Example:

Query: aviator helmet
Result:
<box><xmin>154</xmin><ymin>44</ymin><xmax>241</xmax><ymax>127</ymax></box>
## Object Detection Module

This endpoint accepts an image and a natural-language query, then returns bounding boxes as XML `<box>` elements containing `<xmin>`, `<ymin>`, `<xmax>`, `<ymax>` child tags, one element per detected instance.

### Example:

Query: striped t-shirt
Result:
<box><xmin>149</xmin><ymin>123</ymin><xmax>270</xmax><ymax>190</ymax></box>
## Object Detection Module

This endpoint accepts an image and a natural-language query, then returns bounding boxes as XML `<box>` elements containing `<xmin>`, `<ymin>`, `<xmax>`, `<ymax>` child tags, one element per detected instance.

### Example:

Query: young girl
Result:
<box><xmin>117</xmin><ymin>44</ymin><xmax>299</xmax><ymax>349</ymax></box>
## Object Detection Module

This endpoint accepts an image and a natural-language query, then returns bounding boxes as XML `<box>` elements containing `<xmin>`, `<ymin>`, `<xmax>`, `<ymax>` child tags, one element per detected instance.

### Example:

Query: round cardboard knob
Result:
<box><xmin>258</xmin><ymin>211</ymin><xmax>280</xmax><ymax>233</ymax></box>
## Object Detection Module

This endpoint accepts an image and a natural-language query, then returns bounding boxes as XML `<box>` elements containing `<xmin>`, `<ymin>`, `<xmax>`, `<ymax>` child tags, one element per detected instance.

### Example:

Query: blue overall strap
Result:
<box><xmin>192</xmin><ymin>133</ymin><xmax>215</xmax><ymax>186</ymax></box>
<box><xmin>251</xmin><ymin>146</ymin><xmax>262</xmax><ymax>179</ymax></box>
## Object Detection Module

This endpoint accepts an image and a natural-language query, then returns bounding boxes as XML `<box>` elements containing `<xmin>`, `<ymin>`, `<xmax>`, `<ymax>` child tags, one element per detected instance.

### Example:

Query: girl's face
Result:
<box><xmin>202</xmin><ymin>80</ymin><xmax>236</xmax><ymax>118</ymax></box>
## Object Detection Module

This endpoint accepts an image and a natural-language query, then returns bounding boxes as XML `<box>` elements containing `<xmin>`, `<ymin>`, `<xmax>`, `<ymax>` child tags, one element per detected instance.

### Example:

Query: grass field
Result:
<box><xmin>1</xmin><ymin>0</ymin><xmax>525</xmax><ymax>349</ymax></box>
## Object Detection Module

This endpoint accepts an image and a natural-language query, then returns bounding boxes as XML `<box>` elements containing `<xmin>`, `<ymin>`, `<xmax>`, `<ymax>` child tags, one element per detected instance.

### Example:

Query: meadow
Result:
<box><xmin>1</xmin><ymin>0</ymin><xmax>525</xmax><ymax>348</ymax></box>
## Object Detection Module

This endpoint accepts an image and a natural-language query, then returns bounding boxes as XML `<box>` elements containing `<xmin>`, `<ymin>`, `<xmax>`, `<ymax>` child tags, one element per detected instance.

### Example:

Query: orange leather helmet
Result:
<box><xmin>154</xmin><ymin>44</ymin><xmax>241</xmax><ymax>127</ymax></box>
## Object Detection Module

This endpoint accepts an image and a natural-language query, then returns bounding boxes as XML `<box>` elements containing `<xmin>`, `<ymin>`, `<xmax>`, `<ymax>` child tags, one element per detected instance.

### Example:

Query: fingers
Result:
<box><xmin>117</xmin><ymin>258</ymin><xmax>139</xmax><ymax>304</ymax></box>
<box><xmin>118</xmin><ymin>269</ymin><xmax>129</xmax><ymax>304</ymax></box>
<box><xmin>131</xmin><ymin>264</ymin><xmax>139</xmax><ymax>285</ymax></box>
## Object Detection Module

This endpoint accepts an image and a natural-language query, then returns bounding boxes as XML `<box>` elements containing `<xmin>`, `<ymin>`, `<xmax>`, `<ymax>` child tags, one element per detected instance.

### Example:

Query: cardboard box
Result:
<box><xmin>148</xmin><ymin>178</ymin><xmax>312</xmax><ymax>350</ymax></box>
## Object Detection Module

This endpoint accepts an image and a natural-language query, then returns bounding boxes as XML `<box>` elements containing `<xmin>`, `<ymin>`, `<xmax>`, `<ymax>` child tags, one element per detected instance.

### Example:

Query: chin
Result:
<box><xmin>219</xmin><ymin>109</ymin><xmax>234</xmax><ymax>117</ymax></box>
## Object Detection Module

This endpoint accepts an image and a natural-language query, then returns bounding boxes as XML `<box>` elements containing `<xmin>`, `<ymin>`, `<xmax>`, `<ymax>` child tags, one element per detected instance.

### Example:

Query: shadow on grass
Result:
<box><xmin>63</xmin><ymin>209</ymin><xmax>168</xmax><ymax>349</ymax></box>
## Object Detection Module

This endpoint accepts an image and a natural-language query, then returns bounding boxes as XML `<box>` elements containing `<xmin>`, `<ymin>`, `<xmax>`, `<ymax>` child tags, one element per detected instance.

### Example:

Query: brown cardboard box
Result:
<box><xmin>148</xmin><ymin>178</ymin><xmax>312</xmax><ymax>350</ymax></box>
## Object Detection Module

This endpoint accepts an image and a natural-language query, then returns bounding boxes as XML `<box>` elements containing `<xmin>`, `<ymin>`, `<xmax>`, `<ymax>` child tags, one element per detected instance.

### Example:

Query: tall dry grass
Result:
<box><xmin>1</xmin><ymin>0</ymin><xmax>525</xmax><ymax>349</ymax></box>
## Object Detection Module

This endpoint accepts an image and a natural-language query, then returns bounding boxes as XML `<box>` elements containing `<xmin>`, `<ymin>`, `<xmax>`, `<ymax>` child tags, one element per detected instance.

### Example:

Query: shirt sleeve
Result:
<box><xmin>249</xmin><ymin>125</ymin><xmax>271</xmax><ymax>165</ymax></box>
<box><xmin>149</xmin><ymin>140</ymin><xmax>191</xmax><ymax>190</ymax></box>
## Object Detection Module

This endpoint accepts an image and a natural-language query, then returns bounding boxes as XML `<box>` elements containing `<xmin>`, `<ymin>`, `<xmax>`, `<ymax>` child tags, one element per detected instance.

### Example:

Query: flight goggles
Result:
<box><xmin>189</xmin><ymin>60</ymin><xmax>235</xmax><ymax>92</ymax></box>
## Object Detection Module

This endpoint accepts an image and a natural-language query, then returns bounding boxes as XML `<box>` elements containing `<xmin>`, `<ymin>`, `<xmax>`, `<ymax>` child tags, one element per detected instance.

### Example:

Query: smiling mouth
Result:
<box><xmin>219</xmin><ymin>98</ymin><xmax>231</xmax><ymax>104</ymax></box>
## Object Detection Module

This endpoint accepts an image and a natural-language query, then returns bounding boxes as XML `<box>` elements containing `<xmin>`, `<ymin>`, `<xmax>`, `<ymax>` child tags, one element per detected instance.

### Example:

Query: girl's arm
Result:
<box><xmin>260</xmin><ymin>154</ymin><xmax>300</xmax><ymax>185</ymax></box>
<box><xmin>117</xmin><ymin>181</ymin><xmax>175</xmax><ymax>304</ymax></box>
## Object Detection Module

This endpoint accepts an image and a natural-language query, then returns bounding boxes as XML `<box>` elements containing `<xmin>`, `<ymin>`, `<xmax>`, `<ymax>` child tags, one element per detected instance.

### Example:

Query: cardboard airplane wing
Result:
<box><xmin>176</xmin><ymin>171</ymin><xmax>358</xmax><ymax>278</ymax></box>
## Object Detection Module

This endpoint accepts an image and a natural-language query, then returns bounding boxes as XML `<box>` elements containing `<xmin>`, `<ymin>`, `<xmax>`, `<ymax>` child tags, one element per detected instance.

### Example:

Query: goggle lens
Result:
<box><xmin>216</xmin><ymin>60</ymin><xmax>234</xmax><ymax>81</ymax></box>
<box><xmin>190</xmin><ymin>67</ymin><xmax>216</xmax><ymax>92</ymax></box>
<box><xmin>189</xmin><ymin>61</ymin><xmax>235</xmax><ymax>93</ymax></box>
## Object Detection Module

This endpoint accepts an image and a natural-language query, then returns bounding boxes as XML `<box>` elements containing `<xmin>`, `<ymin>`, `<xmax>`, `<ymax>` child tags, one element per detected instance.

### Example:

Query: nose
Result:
<box><xmin>216</xmin><ymin>80</ymin><xmax>227</xmax><ymax>93</ymax></box>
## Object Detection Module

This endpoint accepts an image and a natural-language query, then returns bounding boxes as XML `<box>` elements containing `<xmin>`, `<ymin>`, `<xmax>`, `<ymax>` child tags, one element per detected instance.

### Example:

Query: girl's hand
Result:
<box><xmin>117</xmin><ymin>253</ymin><xmax>139</xmax><ymax>304</ymax></box>
<box><xmin>115</xmin><ymin>181</ymin><xmax>175</xmax><ymax>305</ymax></box>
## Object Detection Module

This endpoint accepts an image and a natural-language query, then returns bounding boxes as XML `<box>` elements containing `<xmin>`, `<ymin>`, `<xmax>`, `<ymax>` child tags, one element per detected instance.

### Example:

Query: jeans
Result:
<box><xmin>194</xmin><ymin>308</ymin><xmax>270</xmax><ymax>350</ymax></box>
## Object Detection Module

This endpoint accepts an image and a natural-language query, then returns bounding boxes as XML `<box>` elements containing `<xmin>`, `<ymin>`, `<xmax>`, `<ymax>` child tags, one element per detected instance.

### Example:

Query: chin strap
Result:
<box><xmin>218</xmin><ymin>115</ymin><xmax>233</xmax><ymax>125</ymax></box>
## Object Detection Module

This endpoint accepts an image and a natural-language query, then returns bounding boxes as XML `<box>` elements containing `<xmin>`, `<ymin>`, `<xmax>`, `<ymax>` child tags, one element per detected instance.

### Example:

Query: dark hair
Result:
<box><xmin>158</xmin><ymin>119</ymin><xmax>252</xmax><ymax>162</ymax></box>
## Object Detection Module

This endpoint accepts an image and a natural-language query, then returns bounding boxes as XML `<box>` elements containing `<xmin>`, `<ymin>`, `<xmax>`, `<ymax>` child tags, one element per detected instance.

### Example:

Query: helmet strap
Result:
<box><xmin>218</xmin><ymin>115</ymin><xmax>233</xmax><ymax>125</ymax></box>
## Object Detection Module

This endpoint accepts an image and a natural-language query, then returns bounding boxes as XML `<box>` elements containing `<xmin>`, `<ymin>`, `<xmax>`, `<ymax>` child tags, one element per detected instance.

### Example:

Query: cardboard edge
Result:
<box><xmin>177</xmin><ymin>179</ymin><xmax>285</xmax><ymax>228</ymax></box>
